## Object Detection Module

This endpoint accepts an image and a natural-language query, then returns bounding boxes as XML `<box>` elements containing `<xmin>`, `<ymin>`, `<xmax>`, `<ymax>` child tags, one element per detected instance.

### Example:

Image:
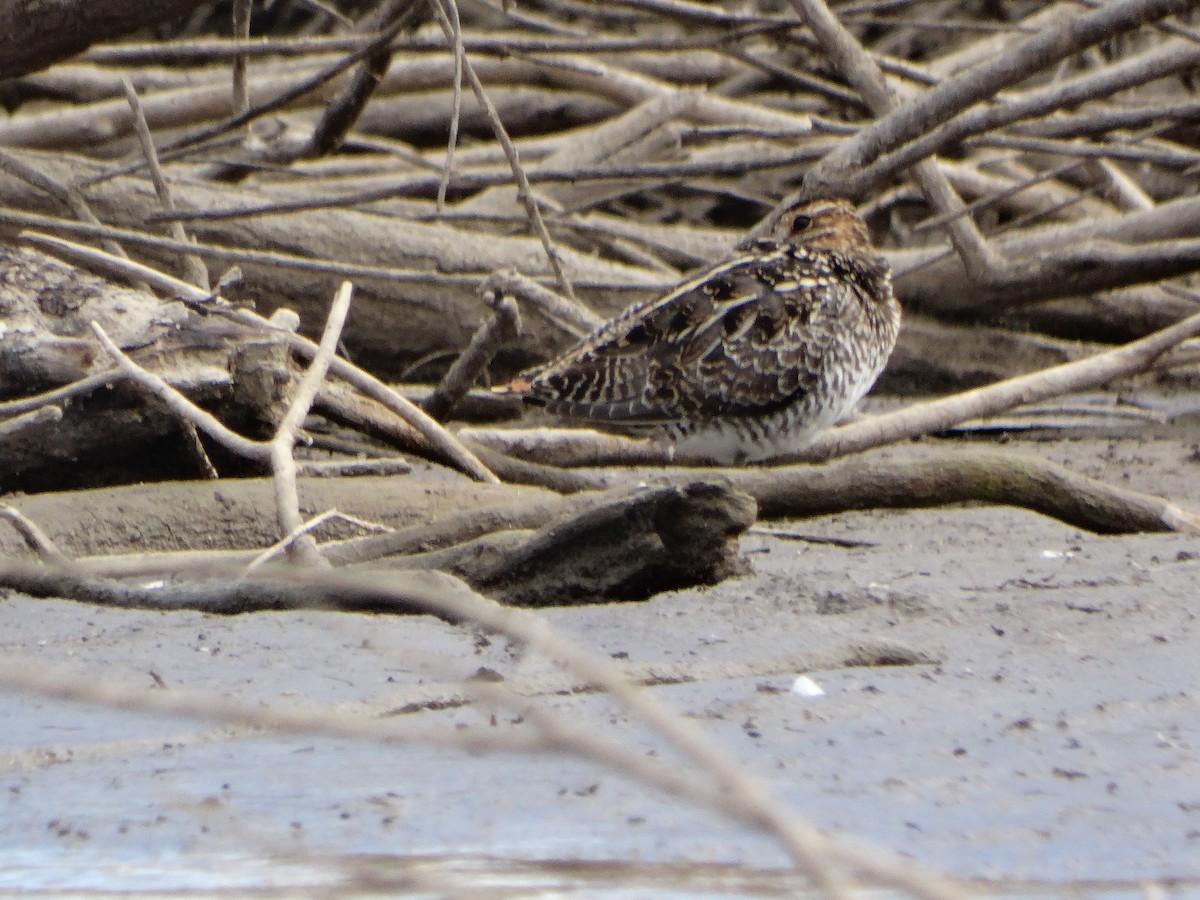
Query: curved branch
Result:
<box><xmin>462</xmin><ymin>441</ymin><xmax>1200</xmax><ymax>535</ymax></box>
<box><xmin>738</xmin><ymin>448</ymin><xmax>1200</xmax><ymax>535</ymax></box>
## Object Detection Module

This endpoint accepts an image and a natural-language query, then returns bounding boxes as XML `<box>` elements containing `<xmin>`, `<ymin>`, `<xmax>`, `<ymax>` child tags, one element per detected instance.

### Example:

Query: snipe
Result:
<box><xmin>503</xmin><ymin>198</ymin><xmax>900</xmax><ymax>464</ymax></box>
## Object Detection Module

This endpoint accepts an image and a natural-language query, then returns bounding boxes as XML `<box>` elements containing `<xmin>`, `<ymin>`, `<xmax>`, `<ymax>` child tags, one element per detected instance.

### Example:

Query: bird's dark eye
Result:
<box><xmin>790</xmin><ymin>214</ymin><xmax>813</xmax><ymax>233</ymax></box>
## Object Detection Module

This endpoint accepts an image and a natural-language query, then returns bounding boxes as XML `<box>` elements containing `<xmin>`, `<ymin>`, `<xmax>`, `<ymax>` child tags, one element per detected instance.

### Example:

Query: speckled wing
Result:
<box><xmin>523</xmin><ymin>242</ymin><xmax>864</xmax><ymax>425</ymax></box>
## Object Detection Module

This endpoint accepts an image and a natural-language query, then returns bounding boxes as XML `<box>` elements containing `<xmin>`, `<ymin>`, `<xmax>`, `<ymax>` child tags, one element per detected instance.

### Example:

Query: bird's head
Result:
<box><xmin>769</xmin><ymin>198</ymin><xmax>871</xmax><ymax>252</ymax></box>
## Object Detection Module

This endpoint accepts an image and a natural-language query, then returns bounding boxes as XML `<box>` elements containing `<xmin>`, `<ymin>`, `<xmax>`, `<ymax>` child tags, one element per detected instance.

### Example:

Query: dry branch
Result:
<box><xmin>0</xmin><ymin>150</ymin><xmax>661</xmax><ymax>366</ymax></box>
<box><xmin>794</xmin><ymin>0</ymin><xmax>1195</xmax><ymax>202</ymax></box>
<box><xmin>459</xmin><ymin>437</ymin><xmax>1200</xmax><ymax>535</ymax></box>
<box><xmin>739</xmin><ymin>448</ymin><xmax>1200</xmax><ymax>535</ymax></box>
<box><xmin>423</xmin><ymin>295</ymin><xmax>520</xmax><ymax>421</ymax></box>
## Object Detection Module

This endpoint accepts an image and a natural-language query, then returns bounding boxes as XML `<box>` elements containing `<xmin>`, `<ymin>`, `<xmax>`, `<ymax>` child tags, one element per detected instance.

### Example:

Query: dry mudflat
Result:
<box><xmin>1</xmin><ymin>416</ymin><xmax>1199</xmax><ymax>897</ymax></box>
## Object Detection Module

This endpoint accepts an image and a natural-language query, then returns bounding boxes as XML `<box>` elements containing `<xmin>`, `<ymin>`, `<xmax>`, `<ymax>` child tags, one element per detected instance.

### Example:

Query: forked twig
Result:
<box><xmin>269</xmin><ymin>280</ymin><xmax>355</xmax><ymax>564</ymax></box>
<box><xmin>87</xmin><ymin>279</ymin><xmax>364</xmax><ymax>562</ymax></box>
<box><xmin>241</xmin><ymin>509</ymin><xmax>391</xmax><ymax>577</ymax></box>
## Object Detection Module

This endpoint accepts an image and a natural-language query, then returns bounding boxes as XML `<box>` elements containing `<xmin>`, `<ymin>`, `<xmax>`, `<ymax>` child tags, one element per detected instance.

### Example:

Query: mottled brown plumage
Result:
<box><xmin>507</xmin><ymin>198</ymin><xmax>901</xmax><ymax>464</ymax></box>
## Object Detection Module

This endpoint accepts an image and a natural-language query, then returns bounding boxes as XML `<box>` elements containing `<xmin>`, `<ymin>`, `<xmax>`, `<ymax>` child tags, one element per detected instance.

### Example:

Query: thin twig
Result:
<box><xmin>270</xmin><ymin>281</ymin><xmax>354</xmax><ymax>564</ymax></box>
<box><xmin>423</xmin><ymin>295</ymin><xmax>521</xmax><ymax>421</ymax></box>
<box><xmin>0</xmin><ymin>507</ymin><xmax>66</xmax><ymax>563</ymax></box>
<box><xmin>82</xmin><ymin>29</ymin><xmax>804</xmax><ymax>65</ymax></box>
<box><xmin>8</xmin><ymin>214</ymin><xmax>503</xmax><ymax>290</ymax></box>
<box><xmin>121</xmin><ymin>78</ymin><xmax>209</xmax><ymax>289</ymax></box>
<box><xmin>437</xmin><ymin>0</ymin><xmax>465</xmax><ymax>213</ymax></box>
<box><xmin>232</xmin><ymin>0</ymin><xmax>252</xmax><ymax>124</ymax></box>
<box><xmin>429</xmin><ymin>0</ymin><xmax>579</xmax><ymax>302</ymax></box>
<box><xmin>179</xmin><ymin>420</ymin><xmax>219</xmax><ymax>479</ymax></box>
<box><xmin>141</xmin><ymin>149</ymin><xmax>831</xmax><ymax>223</ymax></box>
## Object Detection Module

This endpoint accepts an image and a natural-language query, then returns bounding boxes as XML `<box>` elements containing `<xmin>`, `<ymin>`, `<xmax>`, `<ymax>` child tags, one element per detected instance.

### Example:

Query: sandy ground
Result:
<box><xmin>1</xmin><ymin>418</ymin><xmax>1198</xmax><ymax>896</ymax></box>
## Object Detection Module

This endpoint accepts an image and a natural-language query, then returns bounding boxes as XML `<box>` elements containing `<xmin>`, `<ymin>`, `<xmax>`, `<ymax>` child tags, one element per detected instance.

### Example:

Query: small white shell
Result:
<box><xmin>791</xmin><ymin>675</ymin><xmax>825</xmax><ymax>697</ymax></box>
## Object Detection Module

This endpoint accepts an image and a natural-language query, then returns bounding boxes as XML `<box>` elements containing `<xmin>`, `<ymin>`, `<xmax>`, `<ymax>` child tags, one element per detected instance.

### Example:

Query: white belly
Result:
<box><xmin>667</xmin><ymin>366</ymin><xmax>881</xmax><ymax>465</ymax></box>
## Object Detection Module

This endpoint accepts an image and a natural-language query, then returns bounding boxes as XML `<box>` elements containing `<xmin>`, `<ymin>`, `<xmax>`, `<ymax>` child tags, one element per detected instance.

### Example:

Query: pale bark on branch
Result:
<box><xmin>460</xmin><ymin>442</ymin><xmax>1200</xmax><ymax>536</ymax></box>
<box><xmin>792</xmin><ymin>0</ymin><xmax>1194</xmax><ymax>202</ymax></box>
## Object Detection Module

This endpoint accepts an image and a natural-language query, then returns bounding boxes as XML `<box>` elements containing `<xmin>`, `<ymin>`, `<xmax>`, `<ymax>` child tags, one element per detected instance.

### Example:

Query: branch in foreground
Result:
<box><xmin>0</xmin><ymin>561</ymin><xmax>967</xmax><ymax>900</ymax></box>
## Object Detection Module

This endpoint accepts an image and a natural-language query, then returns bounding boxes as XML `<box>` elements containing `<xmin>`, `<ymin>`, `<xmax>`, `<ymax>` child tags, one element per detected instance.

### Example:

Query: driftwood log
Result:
<box><xmin>0</xmin><ymin>477</ymin><xmax>754</xmax><ymax>609</ymax></box>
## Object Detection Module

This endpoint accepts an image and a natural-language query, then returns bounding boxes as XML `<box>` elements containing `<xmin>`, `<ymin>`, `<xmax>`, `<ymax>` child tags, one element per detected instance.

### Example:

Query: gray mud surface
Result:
<box><xmin>2</xmin><ymin>423</ymin><xmax>1199</xmax><ymax>896</ymax></box>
